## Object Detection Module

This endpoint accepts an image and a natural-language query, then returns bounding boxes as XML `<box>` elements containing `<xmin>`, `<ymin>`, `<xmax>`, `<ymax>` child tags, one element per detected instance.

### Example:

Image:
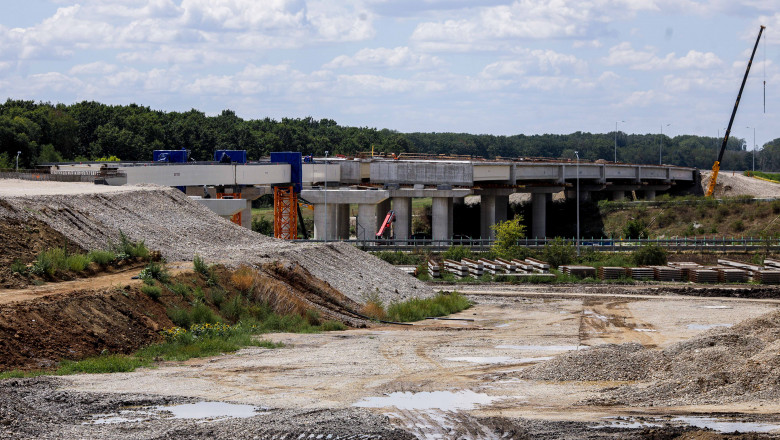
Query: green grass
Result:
<box><xmin>87</xmin><ymin>249</ymin><xmax>116</xmax><ymax>266</ymax></box>
<box><xmin>386</xmin><ymin>291</ymin><xmax>471</xmax><ymax>322</ymax></box>
<box><xmin>141</xmin><ymin>285</ymin><xmax>162</xmax><ymax>300</ymax></box>
<box><xmin>0</xmin><ymin>369</ymin><xmax>49</xmax><ymax>380</ymax></box>
<box><xmin>56</xmin><ymin>354</ymin><xmax>150</xmax><ymax>375</ymax></box>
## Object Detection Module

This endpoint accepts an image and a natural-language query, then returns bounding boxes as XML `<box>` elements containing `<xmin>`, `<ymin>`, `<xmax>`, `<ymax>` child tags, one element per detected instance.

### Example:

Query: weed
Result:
<box><xmin>169</xmin><ymin>282</ymin><xmax>191</xmax><ymax>299</ymax></box>
<box><xmin>543</xmin><ymin>237</ymin><xmax>575</xmax><ymax>268</ymax></box>
<box><xmin>57</xmin><ymin>354</ymin><xmax>149</xmax><ymax>375</ymax></box>
<box><xmin>230</xmin><ymin>265</ymin><xmax>256</xmax><ymax>292</ymax></box>
<box><xmin>209</xmin><ymin>288</ymin><xmax>225</xmax><ymax>308</ymax></box>
<box><xmin>191</xmin><ymin>300</ymin><xmax>220</xmax><ymax>324</ymax></box>
<box><xmin>66</xmin><ymin>254</ymin><xmax>90</xmax><ymax>272</ymax></box>
<box><xmin>0</xmin><ymin>370</ymin><xmax>48</xmax><ymax>380</ymax></box>
<box><xmin>143</xmin><ymin>278</ymin><xmax>155</xmax><ymax>286</ymax></box>
<box><xmin>192</xmin><ymin>286</ymin><xmax>205</xmax><ymax>302</ymax></box>
<box><xmin>141</xmin><ymin>285</ymin><xmax>162</xmax><ymax>300</ymax></box>
<box><xmin>193</xmin><ymin>254</ymin><xmax>209</xmax><ymax>277</ymax></box>
<box><xmin>440</xmin><ymin>246</ymin><xmax>473</xmax><ymax>262</ymax></box>
<box><xmin>139</xmin><ymin>261</ymin><xmax>170</xmax><ymax>283</ymax></box>
<box><xmin>360</xmin><ymin>301</ymin><xmax>387</xmax><ymax>321</ymax></box>
<box><xmin>10</xmin><ymin>259</ymin><xmax>27</xmax><ymax>274</ymax></box>
<box><xmin>386</xmin><ymin>291</ymin><xmax>471</xmax><ymax>322</ymax></box>
<box><xmin>87</xmin><ymin>249</ymin><xmax>115</xmax><ymax>266</ymax></box>
<box><xmin>632</xmin><ymin>244</ymin><xmax>667</xmax><ymax>266</ymax></box>
<box><xmin>731</xmin><ymin>219</ymin><xmax>745</xmax><ymax>232</ymax></box>
<box><xmin>319</xmin><ymin>320</ymin><xmax>347</xmax><ymax>331</ymax></box>
<box><xmin>167</xmin><ymin>306</ymin><xmax>193</xmax><ymax>329</ymax></box>
<box><xmin>220</xmin><ymin>295</ymin><xmax>245</xmax><ymax>323</ymax></box>
<box><xmin>304</xmin><ymin>309</ymin><xmax>321</xmax><ymax>326</ymax></box>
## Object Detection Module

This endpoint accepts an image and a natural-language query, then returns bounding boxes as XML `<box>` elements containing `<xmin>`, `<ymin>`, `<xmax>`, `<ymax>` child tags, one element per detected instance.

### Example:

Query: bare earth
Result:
<box><xmin>21</xmin><ymin>288</ymin><xmax>777</xmax><ymax>439</ymax></box>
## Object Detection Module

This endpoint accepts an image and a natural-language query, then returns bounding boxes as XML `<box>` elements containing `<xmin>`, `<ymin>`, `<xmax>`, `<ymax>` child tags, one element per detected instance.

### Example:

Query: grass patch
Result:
<box><xmin>193</xmin><ymin>254</ymin><xmax>209</xmax><ymax>276</ymax></box>
<box><xmin>56</xmin><ymin>354</ymin><xmax>150</xmax><ymax>375</ymax></box>
<box><xmin>141</xmin><ymin>285</ymin><xmax>162</xmax><ymax>300</ymax></box>
<box><xmin>87</xmin><ymin>249</ymin><xmax>116</xmax><ymax>266</ymax></box>
<box><xmin>0</xmin><ymin>369</ymin><xmax>49</xmax><ymax>380</ymax></box>
<box><xmin>386</xmin><ymin>291</ymin><xmax>471</xmax><ymax>322</ymax></box>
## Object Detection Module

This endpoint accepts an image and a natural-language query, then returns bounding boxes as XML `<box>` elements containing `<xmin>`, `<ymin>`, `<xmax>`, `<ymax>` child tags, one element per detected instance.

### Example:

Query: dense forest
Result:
<box><xmin>1</xmin><ymin>99</ymin><xmax>778</xmax><ymax>171</ymax></box>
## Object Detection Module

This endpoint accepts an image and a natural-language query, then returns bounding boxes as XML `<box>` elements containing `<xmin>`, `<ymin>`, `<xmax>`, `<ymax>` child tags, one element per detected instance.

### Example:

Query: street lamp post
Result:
<box><xmin>324</xmin><ymin>151</ymin><xmax>329</xmax><ymax>243</ymax></box>
<box><xmin>15</xmin><ymin>151</ymin><xmax>21</xmax><ymax>172</ymax></box>
<box><xmin>614</xmin><ymin>121</ymin><xmax>624</xmax><ymax>163</ymax></box>
<box><xmin>659</xmin><ymin>123</ymin><xmax>670</xmax><ymax>165</ymax></box>
<box><xmin>575</xmin><ymin>151</ymin><xmax>580</xmax><ymax>257</ymax></box>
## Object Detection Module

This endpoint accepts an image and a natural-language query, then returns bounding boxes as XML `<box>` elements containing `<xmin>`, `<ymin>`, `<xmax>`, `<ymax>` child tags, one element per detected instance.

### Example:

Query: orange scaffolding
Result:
<box><xmin>273</xmin><ymin>186</ymin><xmax>297</xmax><ymax>239</ymax></box>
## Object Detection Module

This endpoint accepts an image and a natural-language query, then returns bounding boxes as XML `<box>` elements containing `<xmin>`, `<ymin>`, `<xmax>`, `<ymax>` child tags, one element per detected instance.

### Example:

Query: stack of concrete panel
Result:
<box><xmin>494</xmin><ymin>258</ymin><xmax>517</xmax><ymax>274</ymax></box>
<box><xmin>764</xmin><ymin>259</ymin><xmax>780</xmax><ymax>269</ymax></box>
<box><xmin>668</xmin><ymin>262</ymin><xmax>703</xmax><ymax>281</ymax></box>
<box><xmin>478</xmin><ymin>258</ymin><xmax>505</xmax><ymax>275</ymax></box>
<box><xmin>427</xmin><ymin>260</ymin><xmax>440</xmax><ymax>278</ymax></box>
<box><xmin>754</xmin><ymin>270</ymin><xmax>780</xmax><ymax>284</ymax></box>
<box><xmin>525</xmin><ymin>258</ymin><xmax>551</xmax><ymax>273</ymax></box>
<box><xmin>689</xmin><ymin>269</ymin><xmax>719</xmax><ymax>283</ymax></box>
<box><xmin>628</xmin><ymin>267</ymin><xmax>655</xmax><ymax>280</ymax></box>
<box><xmin>512</xmin><ymin>259</ymin><xmax>536</xmax><ymax>273</ymax></box>
<box><xmin>443</xmin><ymin>259</ymin><xmax>468</xmax><ymax>278</ymax></box>
<box><xmin>560</xmin><ymin>265</ymin><xmax>596</xmax><ymax>278</ymax></box>
<box><xmin>598</xmin><ymin>266</ymin><xmax>627</xmax><ymax>280</ymax></box>
<box><xmin>650</xmin><ymin>266</ymin><xmax>683</xmax><ymax>281</ymax></box>
<box><xmin>461</xmin><ymin>258</ymin><xmax>484</xmax><ymax>277</ymax></box>
<box><xmin>716</xmin><ymin>268</ymin><xmax>748</xmax><ymax>283</ymax></box>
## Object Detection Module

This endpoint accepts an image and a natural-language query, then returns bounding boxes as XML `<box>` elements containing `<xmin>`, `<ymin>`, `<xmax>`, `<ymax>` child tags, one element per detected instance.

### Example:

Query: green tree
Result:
<box><xmin>0</xmin><ymin>151</ymin><xmax>11</xmax><ymax>169</ymax></box>
<box><xmin>491</xmin><ymin>215</ymin><xmax>527</xmax><ymax>259</ymax></box>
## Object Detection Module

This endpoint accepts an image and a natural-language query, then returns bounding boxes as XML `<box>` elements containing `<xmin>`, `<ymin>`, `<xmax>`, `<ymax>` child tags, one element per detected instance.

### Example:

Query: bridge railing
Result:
<box><xmin>294</xmin><ymin>237</ymin><xmax>780</xmax><ymax>252</ymax></box>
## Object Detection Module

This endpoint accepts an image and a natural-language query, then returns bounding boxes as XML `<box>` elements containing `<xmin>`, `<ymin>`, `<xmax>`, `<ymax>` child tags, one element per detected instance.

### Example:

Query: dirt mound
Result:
<box><xmin>0</xmin><ymin>181</ymin><xmax>432</xmax><ymax>305</ymax></box>
<box><xmin>522</xmin><ymin>310</ymin><xmax>780</xmax><ymax>406</ymax></box>
<box><xmin>701</xmin><ymin>171</ymin><xmax>780</xmax><ymax>198</ymax></box>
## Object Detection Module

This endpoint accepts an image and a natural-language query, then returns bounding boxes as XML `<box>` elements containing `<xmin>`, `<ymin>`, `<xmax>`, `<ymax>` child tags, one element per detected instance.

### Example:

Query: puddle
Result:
<box><xmin>673</xmin><ymin>416</ymin><xmax>780</xmax><ymax>433</ymax></box>
<box><xmin>495</xmin><ymin>345</ymin><xmax>585</xmax><ymax>351</ymax></box>
<box><xmin>86</xmin><ymin>401</ymin><xmax>261</xmax><ymax>425</ymax></box>
<box><xmin>354</xmin><ymin>390</ymin><xmax>503</xmax><ymax>411</ymax></box>
<box><xmin>583</xmin><ymin>310</ymin><xmax>609</xmax><ymax>321</ymax></box>
<box><xmin>701</xmin><ymin>305</ymin><xmax>732</xmax><ymax>309</ymax></box>
<box><xmin>591</xmin><ymin>417</ymin><xmax>661</xmax><ymax>430</ymax></box>
<box><xmin>495</xmin><ymin>323</ymin><xmax>511</xmax><ymax>328</ymax></box>
<box><xmin>687</xmin><ymin>323</ymin><xmax>733</xmax><ymax>330</ymax></box>
<box><xmin>446</xmin><ymin>356</ymin><xmax>516</xmax><ymax>364</ymax></box>
<box><xmin>158</xmin><ymin>401</ymin><xmax>260</xmax><ymax>419</ymax></box>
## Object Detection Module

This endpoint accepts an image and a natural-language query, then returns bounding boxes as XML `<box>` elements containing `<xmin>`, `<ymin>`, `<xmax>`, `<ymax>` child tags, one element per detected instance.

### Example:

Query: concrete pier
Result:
<box><xmin>392</xmin><ymin>197</ymin><xmax>412</xmax><ymax>240</ymax></box>
<box><xmin>432</xmin><ymin>197</ymin><xmax>454</xmax><ymax>243</ymax></box>
<box><xmin>478</xmin><ymin>190</ymin><xmax>511</xmax><ymax>238</ymax></box>
<box><xmin>531</xmin><ymin>193</ymin><xmax>547</xmax><ymax>238</ymax></box>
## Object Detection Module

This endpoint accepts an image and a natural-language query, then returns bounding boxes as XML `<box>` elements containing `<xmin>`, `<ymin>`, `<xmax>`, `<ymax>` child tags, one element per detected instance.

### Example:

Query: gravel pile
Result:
<box><xmin>701</xmin><ymin>170</ymin><xmax>780</xmax><ymax>198</ymax></box>
<box><xmin>523</xmin><ymin>310</ymin><xmax>780</xmax><ymax>406</ymax></box>
<box><xmin>0</xmin><ymin>182</ymin><xmax>432</xmax><ymax>304</ymax></box>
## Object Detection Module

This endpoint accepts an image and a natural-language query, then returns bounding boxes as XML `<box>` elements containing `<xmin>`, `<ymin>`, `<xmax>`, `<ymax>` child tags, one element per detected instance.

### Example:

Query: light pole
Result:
<box><xmin>324</xmin><ymin>151</ymin><xmax>329</xmax><ymax>243</ymax></box>
<box><xmin>15</xmin><ymin>151</ymin><xmax>21</xmax><ymax>172</ymax></box>
<box><xmin>746</xmin><ymin>126</ymin><xmax>755</xmax><ymax>172</ymax></box>
<box><xmin>575</xmin><ymin>151</ymin><xmax>580</xmax><ymax>257</ymax></box>
<box><xmin>659</xmin><ymin>123</ymin><xmax>670</xmax><ymax>165</ymax></box>
<box><xmin>614</xmin><ymin>120</ymin><xmax>624</xmax><ymax>163</ymax></box>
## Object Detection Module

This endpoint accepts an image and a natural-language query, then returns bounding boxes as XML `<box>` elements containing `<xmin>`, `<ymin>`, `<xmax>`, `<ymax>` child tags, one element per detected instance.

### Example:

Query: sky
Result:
<box><xmin>0</xmin><ymin>1</ymin><xmax>778</xmax><ymax>149</ymax></box>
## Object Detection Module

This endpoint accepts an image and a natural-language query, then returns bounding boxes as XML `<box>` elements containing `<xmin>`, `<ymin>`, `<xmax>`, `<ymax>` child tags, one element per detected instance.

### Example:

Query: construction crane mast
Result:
<box><xmin>706</xmin><ymin>25</ymin><xmax>765</xmax><ymax>197</ymax></box>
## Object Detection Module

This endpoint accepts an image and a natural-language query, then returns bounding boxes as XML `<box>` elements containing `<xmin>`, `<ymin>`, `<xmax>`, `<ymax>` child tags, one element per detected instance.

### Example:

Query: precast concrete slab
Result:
<box><xmin>119</xmin><ymin>163</ymin><xmax>290</xmax><ymax>187</ymax></box>
<box><xmin>303</xmin><ymin>163</ymin><xmax>341</xmax><ymax>185</ymax></box>
<box><xmin>371</xmin><ymin>161</ymin><xmax>474</xmax><ymax>186</ymax></box>
<box><xmin>301</xmin><ymin>188</ymin><xmax>390</xmax><ymax>205</ymax></box>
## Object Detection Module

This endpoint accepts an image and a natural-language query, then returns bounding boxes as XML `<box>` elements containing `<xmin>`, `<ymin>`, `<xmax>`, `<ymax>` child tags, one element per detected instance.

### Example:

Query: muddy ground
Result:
<box><xmin>4</xmin><ymin>289</ymin><xmax>780</xmax><ymax>439</ymax></box>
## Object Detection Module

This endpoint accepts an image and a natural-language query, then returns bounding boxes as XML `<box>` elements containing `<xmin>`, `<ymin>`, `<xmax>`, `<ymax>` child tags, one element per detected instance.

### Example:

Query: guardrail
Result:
<box><xmin>293</xmin><ymin>237</ymin><xmax>780</xmax><ymax>252</ymax></box>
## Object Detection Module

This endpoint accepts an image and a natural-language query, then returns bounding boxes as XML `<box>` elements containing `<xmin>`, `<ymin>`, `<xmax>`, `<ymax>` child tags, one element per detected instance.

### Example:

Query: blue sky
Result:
<box><xmin>0</xmin><ymin>1</ymin><xmax>777</xmax><ymax>148</ymax></box>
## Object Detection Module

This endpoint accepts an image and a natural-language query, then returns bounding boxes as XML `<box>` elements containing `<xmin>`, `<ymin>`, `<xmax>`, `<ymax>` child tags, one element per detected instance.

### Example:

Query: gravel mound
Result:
<box><xmin>523</xmin><ymin>310</ymin><xmax>780</xmax><ymax>406</ymax></box>
<box><xmin>701</xmin><ymin>170</ymin><xmax>780</xmax><ymax>198</ymax></box>
<box><xmin>0</xmin><ymin>182</ymin><xmax>432</xmax><ymax>304</ymax></box>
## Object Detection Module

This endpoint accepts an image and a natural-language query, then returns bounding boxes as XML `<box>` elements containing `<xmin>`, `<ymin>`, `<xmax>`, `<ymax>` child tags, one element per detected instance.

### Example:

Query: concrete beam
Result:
<box><xmin>190</xmin><ymin>197</ymin><xmax>250</xmax><ymax>229</ymax></box>
<box><xmin>388</xmin><ymin>188</ymin><xmax>472</xmax><ymax>198</ymax></box>
<box><xmin>301</xmin><ymin>188</ymin><xmax>389</xmax><ymax>205</ymax></box>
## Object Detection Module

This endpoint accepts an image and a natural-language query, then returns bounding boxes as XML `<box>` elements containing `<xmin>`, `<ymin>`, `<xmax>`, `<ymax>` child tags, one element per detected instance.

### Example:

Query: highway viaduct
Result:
<box><xmin>51</xmin><ymin>158</ymin><xmax>698</xmax><ymax>240</ymax></box>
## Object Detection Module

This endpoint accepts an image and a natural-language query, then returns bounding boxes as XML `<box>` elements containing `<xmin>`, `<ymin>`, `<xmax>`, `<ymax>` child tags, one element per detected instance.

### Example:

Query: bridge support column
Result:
<box><xmin>337</xmin><ymin>204</ymin><xmax>350</xmax><ymax>239</ymax></box>
<box><xmin>357</xmin><ymin>203</ymin><xmax>378</xmax><ymax>242</ymax></box>
<box><xmin>313</xmin><ymin>203</ymin><xmax>338</xmax><ymax>240</ymax></box>
<box><xmin>644</xmin><ymin>190</ymin><xmax>656</xmax><ymax>200</ymax></box>
<box><xmin>531</xmin><ymin>192</ymin><xmax>547</xmax><ymax>238</ymax></box>
<box><xmin>612</xmin><ymin>191</ymin><xmax>626</xmax><ymax>201</ymax></box>
<box><xmin>393</xmin><ymin>197</ymin><xmax>412</xmax><ymax>241</ymax></box>
<box><xmin>432</xmin><ymin>197</ymin><xmax>453</xmax><ymax>243</ymax></box>
<box><xmin>241</xmin><ymin>200</ymin><xmax>252</xmax><ymax>229</ymax></box>
<box><xmin>480</xmin><ymin>194</ymin><xmax>508</xmax><ymax>239</ymax></box>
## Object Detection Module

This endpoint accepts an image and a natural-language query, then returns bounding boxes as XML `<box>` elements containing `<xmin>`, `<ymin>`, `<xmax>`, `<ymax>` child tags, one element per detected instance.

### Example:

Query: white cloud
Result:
<box><xmin>481</xmin><ymin>49</ymin><xmax>588</xmax><ymax>78</ymax></box>
<box><xmin>604</xmin><ymin>42</ymin><xmax>722</xmax><ymax>70</ymax></box>
<box><xmin>69</xmin><ymin>61</ymin><xmax>119</xmax><ymax>75</ymax></box>
<box><xmin>324</xmin><ymin>46</ymin><xmax>443</xmax><ymax>70</ymax></box>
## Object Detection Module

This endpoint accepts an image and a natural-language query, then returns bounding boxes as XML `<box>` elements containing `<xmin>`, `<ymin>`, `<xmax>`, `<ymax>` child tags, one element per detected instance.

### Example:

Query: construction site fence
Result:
<box><xmin>295</xmin><ymin>237</ymin><xmax>780</xmax><ymax>252</ymax></box>
<box><xmin>0</xmin><ymin>170</ymin><xmax>95</xmax><ymax>182</ymax></box>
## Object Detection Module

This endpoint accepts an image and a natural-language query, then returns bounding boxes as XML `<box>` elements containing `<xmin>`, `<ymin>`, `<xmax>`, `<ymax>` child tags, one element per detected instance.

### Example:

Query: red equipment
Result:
<box><xmin>376</xmin><ymin>210</ymin><xmax>395</xmax><ymax>239</ymax></box>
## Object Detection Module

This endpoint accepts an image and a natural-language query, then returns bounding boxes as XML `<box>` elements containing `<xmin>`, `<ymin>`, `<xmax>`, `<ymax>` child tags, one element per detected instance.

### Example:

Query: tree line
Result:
<box><xmin>1</xmin><ymin>98</ymin><xmax>776</xmax><ymax>171</ymax></box>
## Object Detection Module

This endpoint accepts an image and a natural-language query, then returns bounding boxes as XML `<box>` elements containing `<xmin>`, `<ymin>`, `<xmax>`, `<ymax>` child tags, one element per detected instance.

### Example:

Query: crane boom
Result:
<box><xmin>706</xmin><ymin>25</ymin><xmax>765</xmax><ymax>197</ymax></box>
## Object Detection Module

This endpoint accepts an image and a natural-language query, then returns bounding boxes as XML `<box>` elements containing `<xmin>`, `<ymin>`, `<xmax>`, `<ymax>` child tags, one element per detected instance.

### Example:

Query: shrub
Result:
<box><xmin>139</xmin><ymin>262</ymin><xmax>170</xmax><ymax>283</ymax></box>
<box><xmin>304</xmin><ymin>309</ymin><xmax>322</xmax><ymax>326</ymax></box>
<box><xmin>209</xmin><ymin>288</ymin><xmax>225</xmax><ymax>308</ymax></box>
<box><xmin>731</xmin><ymin>219</ymin><xmax>745</xmax><ymax>232</ymax></box>
<box><xmin>622</xmin><ymin>219</ymin><xmax>649</xmax><ymax>239</ymax></box>
<box><xmin>632</xmin><ymin>244</ymin><xmax>667</xmax><ymax>266</ymax></box>
<box><xmin>220</xmin><ymin>295</ymin><xmax>245</xmax><ymax>323</ymax></box>
<box><xmin>193</xmin><ymin>254</ymin><xmax>209</xmax><ymax>276</ymax></box>
<box><xmin>113</xmin><ymin>230</ymin><xmax>150</xmax><ymax>260</ymax></box>
<box><xmin>169</xmin><ymin>283</ymin><xmax>191</xmax><ymax>299</ymax></box>
<box><xmin>141</xmin><ymin>285</ymin><xmax>162</xmax><ymax>300</ymax></box>
<box><xmin>320</xmin><ymin>320</ymin><xmax>347</xmax><ymax>331</ymax></box>
<box><xmin>191</xmin><ymin>301</ymin><xmax>220</xmax><ymax>324</ymax></box>
<box><xmin>192</xmin><ymin>286</ymin><xmax>205</xmax><ymax>302</ymax></box>
<box><xmin>440</xmin><ymin>245</ymin><xmax>473</xmax><ymax>262</ymax></box>
<box><xmin>386</xmin><ymin>291</ymin><xmax>471</xmax><ymax>322</ymax></box>
<box><xmin>10</xmin><ymin>259</ymin><xmax>27</xmax><ymax>274</ymax></box>
<box><xmin>32</xmin><ymin>248</ymin><xmax>64</xmax><ymax>277</ymax></box>
<box><xmin>491</xmin><ymin>215</ymin><xmax>527</xmax><ymax>259</ymax></box>
<box><xmin>230</xmin><ymin>265</ymin><xmax>255</xmax><ymax>292</ymax></box>
<box><xmin>251</xmin><ymin>216</ymin><xmax>274</xmax><ymax>236</ymax></box>
<box><xmin>168</xmin><ymin>306</ymin><xmax>193</xmax><ymax>328</ymax></box>
<box><xmin>66</xmin><ymin>254</ymin><xmax>90</xmax><ymax>272</ymax></box>
<box><xmin>87</xmin><ymin>249</ymin><xmax>115</xmax><ymax>266</ymax></box>
<box><xmin>542</xmin><ymin>237</ymin><xmax>575</xmax><ymax>268</ymax></box>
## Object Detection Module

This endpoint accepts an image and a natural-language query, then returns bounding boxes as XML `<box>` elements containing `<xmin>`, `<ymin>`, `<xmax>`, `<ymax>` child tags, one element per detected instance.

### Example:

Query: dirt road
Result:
<box><xmin>10</xmin><ymin>289</ymin><xmax>774</xmax><ymax>439</ymax></box>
